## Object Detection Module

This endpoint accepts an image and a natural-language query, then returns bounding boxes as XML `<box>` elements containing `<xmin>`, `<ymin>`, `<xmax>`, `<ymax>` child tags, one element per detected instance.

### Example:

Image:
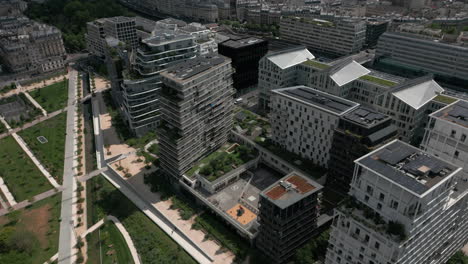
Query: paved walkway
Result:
<box><xmin>0</xmin><ymin>108</ymin><xmax>65</xmax><ymax>140</ymax></box>
<box><xmin>24</xmin><ymin>91</ymin><xmax>47</xmax><ymax>116</ymax></box>
<box><xmin>58</xmin><ymin>69</ymin><xmax>79</xmax><ymax>264</ymax></box>
<box><xmin>0</xmin><ymin>177</ymin><xmax>16</xmax><ymax>206</ymax></box>
<box><xmin>77</xmin><ymin>167</ymin><xmax>108</xmax><ymax>182</ymax></box>
<box><xmin>107</xmin><ymin>215</ymin><xmax>141</xmax><ymax>264</ymax></box>
<box><xmin>11</xmin><ymin>133</ymin><xmax>61</xmax><ymax>189</ymax></box>
<box><xmin>80</xmin><ymin>219</ymin><xmax>105</xmax><ymax>238</ymax></box>
<box><xmin>0</xmin><ymin>188</ymin><xmax>60</xmax><ymax>216</ymax></box>
<box><xmin>0</xmin><ymin>190</ymin><xmax>8</xmax><ymax>209</ymax></box>
<box><xmin>44</xmin><ymin>252</ymin><xmax>58</xmax><ymax>264</ymax></box>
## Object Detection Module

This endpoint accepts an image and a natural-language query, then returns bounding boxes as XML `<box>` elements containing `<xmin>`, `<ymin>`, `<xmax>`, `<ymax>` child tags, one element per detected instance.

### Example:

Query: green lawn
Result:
<box><xmin>0</xmin><ymin>136</ymin><xmax>52</xmax><ymax>201</ymax></box>
<box><xmin>86</xmin><ymin>222</ymin><xmax>134</xmax><ymax>264</ymax></box>
<box><xmin>0</xmin><ymin>121</ymin><xmax>6</xmax><ymax>134</ymax></box>
<box><xmin>303</xmin><ymin>59</ymin><xmax>331</xmax><ymax>69</ymax></box>
<box><xmin>0</xmin><ymin>193</ymin><xmax>61</xmax><ymax>264</ymax></box>
<box><xmin>87</xmin><ymin>175</ymin><xmax>197</xmax><ymax>264</ymax></box>
<box><xmin>433</xmin><ymin>95</ymin><xmax>457</xmax><ymax>105</ymax></box>
<box><xmin>29</xmin><ymin>80</ymin><xmax>69</xmax><ymax>112</ymax></box>
<box><xmin>18</xmin><ymin>113</ymin><xmax>67</xmax><ymax>184</ymax></box>
<box><xmin>359</xmin><ymin>75</ymin><xmax>397</xmax><ymax>87</ymax></box>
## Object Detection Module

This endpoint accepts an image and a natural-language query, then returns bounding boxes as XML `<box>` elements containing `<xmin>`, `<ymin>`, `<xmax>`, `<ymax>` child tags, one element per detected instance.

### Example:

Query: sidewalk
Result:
<box><xmin>0</xmin><ymin>188</ymin><xmax>60</xmax><ymax>216</ymax></box>
<box><xmin>107</xmin><ymin>215</ymin><xmax>141</xmax><ymax>264</ymax></box>
<box><xmin>23</xmin><ymin>89</ymin><xmax>47</xmax><ymax>116</ymax></box>
<box><xmin>0</xmin><ymin>177</ymin><xmax>16</xmax><ymax>206</ymax></box>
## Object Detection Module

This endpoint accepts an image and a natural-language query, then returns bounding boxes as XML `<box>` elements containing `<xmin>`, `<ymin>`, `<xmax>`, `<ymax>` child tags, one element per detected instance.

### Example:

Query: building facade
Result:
<box><xmin>257</xmin><ymin>171</ymin><xmax>323</xmax><ymax>264</ymax></box>
<box><xmin>376</xmin><ymin>32</ymin><xmax>468</xmax><ymax>82</ymax></box>
<box><xmin>328</xmin><ymin>106</ymin><xmax>398</xmax><ymax>193</ymax></box>
<box><xmin>159</xmin><ymin>54</ymin><xmax>235</xmax><ymax>178</ymax></box>
<box><xmin>326</xmin><ymin>140</ymin><xmax>468</xmax><ymax>264</ymax></box>
<box><xmin>280</xmin><ymin>17</ymin><xmax>366</xmax><ymax>57</ymax></box>
<box><xmin>269</xmin><ymin>86</ymin><xmax>359</xmax><ymax>168</ymax></box>
<box><xmin>218</xmin><ymin>36</ymin><xmax>268</xmax><ymax>95</ymax></box>
<box><xmin>86</xmin><ymin>16</ymin><xmax>138</xmax><ymax>58</ymax></box>
<box><xmin>422</xmin><ymin>100</ymin><xmax>468</xmax><ymax>177</ymax></box>
<box><xmin>257</xmin><ymin>47</ymin><xmax>315</xmax><ymax>108</ymax></box>
<box><xmin>0</xmin><ymin>18</ymin><xmax>66</xmax><ymax>74</ymax></box>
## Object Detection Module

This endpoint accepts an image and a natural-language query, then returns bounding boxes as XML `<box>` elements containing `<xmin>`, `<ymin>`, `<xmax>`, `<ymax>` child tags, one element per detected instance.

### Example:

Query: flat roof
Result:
<box><xmin>357</xmin><ymin>140</ymin><xmax>459</xmax><ymax>196</ymax></box>
<box><xmin>433</xmin><ymin>100</ymin><xmax>468</xmax><ymax>128</ymax></box>
<box><xmin>343</xmin><ymin>106</ymin><xmax>391</xmax><ymax>128</ymax></box>
<box><xmin>262</xmin><ymin>172</ymin><xmax>322</xmax><ymax>209</ymax></box>
<box><xmin>273</xmin><ymin>86</ymin><xmax>359</xmax><ymax>116</ymax></box>
<box><xmin>161</xmin><ymin>54</ymin><xmax>228</xmax><ymax>81</ymax></box>
<box><xmin>220</xmin><ymin>37</ymin><xmax>265</xmax><ymax>48</ymax></box>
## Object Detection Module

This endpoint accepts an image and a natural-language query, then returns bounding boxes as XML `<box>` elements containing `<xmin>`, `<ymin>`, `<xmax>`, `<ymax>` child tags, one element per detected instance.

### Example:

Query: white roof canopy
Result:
<box><xmin>330</xmin><ymin>60</ymin><xmax>370</xmax><ymax>87</ymax></box>
<box><xmin>392</xmin><ymin>80</ymin><xmax>444</xmax><ymax>110</ymax></box>
<box><xmin>267</xmin><ymin>48</ymin><xmax>314</xmax><ymax>70</ymax></box>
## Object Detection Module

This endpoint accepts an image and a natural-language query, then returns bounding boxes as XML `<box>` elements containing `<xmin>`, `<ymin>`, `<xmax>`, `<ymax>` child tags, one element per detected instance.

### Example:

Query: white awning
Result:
<box><xmin>330</xmin><ymin>60</ymin><xmax>370</xmax><ymax>87</ymax></box>
<box><xmin>267</xmin><ymin>48</ymin><xmax>315</xmax><ymax>70</ymax></box>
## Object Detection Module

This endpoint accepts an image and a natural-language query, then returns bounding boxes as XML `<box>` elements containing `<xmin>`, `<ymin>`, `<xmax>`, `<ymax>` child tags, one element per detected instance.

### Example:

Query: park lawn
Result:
<box><xmin>18</xmin><ymin>112</ymin><xmax>66</xmax><ymax>184</ymax></box>
<box><xmin>0</xmin><ymin>121</ymin><xmax>6</xmax><ymax>134</ymax></box>
<box><xmin>87</xmin><ymin>175</ymin><xmax>197</xmax><ymax>264</ymax></box>
<box><xmin>29</xmin><ymin>80</ymin><xmax>69</xmax><ymax>112</ymax></box>
<box><xmin>86</xmin><ymin>222</ymin><xmax>134</xmax><ymax>264</ymax></box>
<box><xmin>0</xmin><ymin>136</ymin><xmax>52</xmax><ymax>201</ymax></box>
<box><xmin>0</xmin><ymin>193</ymin><xmax>61</xmax><ymax>264</ymax></box>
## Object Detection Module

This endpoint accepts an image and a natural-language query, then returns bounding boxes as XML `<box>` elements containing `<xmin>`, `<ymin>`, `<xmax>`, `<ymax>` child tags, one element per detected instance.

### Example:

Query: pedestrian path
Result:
<box><xmin>0</xmin><ymin>177</ymin><xmax>16</xmax><ymax>206</ymax></box>
<box><xmin>0</xmin><ymin>115</ymin><xmax>12</xmax><ymax>131</ymax></box>
<box><xmin>107</xmin><ymin>215</ymin><xmax>141</xmax><ymax>264</ymax></box>
<box><xmin>44</xmin><ymin>252</ymin><xmax>58</xmax><ymax>264</ymax></box>
<box><xmin>80</xmin><ymin>219</ymin><xmax>105</xmax><ymax>238</ymax></box>
<box><xmin>0</xmin><ymin>188</ymin><xmax>60</xmax><ymax>216</ymax></box>
<box><xmin>24</xmin><ymin>91</ymin><xmax>47</xmax><ymax>117</ymax></box>
<box><xmin>11</xmin><ymin>133</ymin><xmax>61</xmax><ymax>189</ymax></box>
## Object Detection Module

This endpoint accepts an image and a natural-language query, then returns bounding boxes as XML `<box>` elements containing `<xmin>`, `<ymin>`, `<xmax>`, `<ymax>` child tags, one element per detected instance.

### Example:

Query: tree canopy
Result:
<box><xmin>25</xmin><ymin>0</ymin><xmax>134</xmax><ymax>52</ymax></box>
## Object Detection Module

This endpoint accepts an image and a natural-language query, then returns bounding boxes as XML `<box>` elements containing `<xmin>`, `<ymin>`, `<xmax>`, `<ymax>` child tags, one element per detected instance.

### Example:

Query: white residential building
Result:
<box><xmin>422</xmin><ymin>100</ymin><xmax>468</xmax><ymax>177</ymax></box>
<box><xmin>326</xmin><ymin>140</ymin><xmax>468</xmax><ymax>264</ymax></box>
<box><xmin>258</xmin><ymin>46</ymin><xmax>314</xmax><ymax>108</ymax></box>
<box><xmin>269</xmin><ymin>86</ymin><xmax>359</xmax><ymax>168</ymax></box>
<box><xmin>280</xmin><ymin>17</ymin><xmax>366</xmax><ymax>57</ymax></box>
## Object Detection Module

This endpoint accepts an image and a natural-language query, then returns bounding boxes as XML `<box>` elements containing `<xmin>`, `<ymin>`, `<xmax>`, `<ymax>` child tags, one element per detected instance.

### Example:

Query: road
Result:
<box><xmin>58</xmin><ymin>70</ymin><xmax>78</xmax><ymax>264</ymax></box>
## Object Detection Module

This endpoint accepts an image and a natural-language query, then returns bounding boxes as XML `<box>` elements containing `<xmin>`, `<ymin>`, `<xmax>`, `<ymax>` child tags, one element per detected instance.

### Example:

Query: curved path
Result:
<box><xmin>107</xmin><ymin>215</ymin><xmax>141</xmax><ymax>264</ymax></box>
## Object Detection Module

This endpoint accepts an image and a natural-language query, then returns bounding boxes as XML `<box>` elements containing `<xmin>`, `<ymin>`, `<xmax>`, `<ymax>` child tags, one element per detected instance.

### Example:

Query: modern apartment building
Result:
<box><xmin>218</xmin><ymin>36</ymin><xmax>268</xmax><ymax>95</ymax></box>
<box><xmin>376</xmin><ymin>32</ymin><xmax>468</xmax><ymax>82</ymax></box>
<box><xmin>158</xmin><ymin>54</ymin><xmax>235</xmax><ymax>179</ymax></box>
<box><xmin>114</xmin><ymin>30</ymin><xmax>197</xmax><ymax>137</ymax></box>
<box><xmin>257</xmin><ymin>171</ymin><xmax>323</xmax><ymax>264</ymax></box>
<box><xmin>86</xmin><ymin>16</ymin><xmax>138</xmax><ymax>58</ymax></box>
<box><xmin>325</xmin><ymin>140</ymin><xmax>468</xmax><ymax>264</ymax></box>
<box><xmin>269</xmin><ymin>86</ymin><xmax>359</xmax><ymax>168</ymax></box>
<box><xmin>258</xmin><ymin>46</ymin><xmax>315</xmax><ymax>108</ymax></box>
<box><xmin>0</xmin><ymin>18</ymin><xmax>66</xmax><ymax>74</ymax></box>
<box><xmin>328</xmin><ymin>106</ymin><xmax>398</xmax><ymax>193</ymax></box>
<box><xmin>280</xmin><ymin>17</ymin><xmax>366</xmax><ymax>57</ymax></box>
<box><xmin>422</xmin><ymin>100</ymin><xmax>468</xmax><ymax>177</ymax></box>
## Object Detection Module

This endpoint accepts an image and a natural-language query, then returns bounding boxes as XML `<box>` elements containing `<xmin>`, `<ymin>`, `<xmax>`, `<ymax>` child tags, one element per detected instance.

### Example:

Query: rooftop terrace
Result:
<box><xmin>344</xmin><ymin>106</ymin><xmax>391</xmax><ymax>128</ymax></box>
<box><xmin>221</xmin><ymin>37</ymin><xmax>264</xmax><ymax>48</ymax></box>
<box><xmin>433</xmin><ymin>100</ymin><xmax>468</xmax><ymax>128</ymax></box>
<box><xmin>357</xmin><ymin>140</ymin><xmax>459</xmax><ymax>196</ymax></box>
<box><xmin>162</xmin><ymin>54</ymin><xmax>228</xmax><ymax>81</ymax></box>
<box><xmin>262</xmin><ymin>172</ymin><xmax>322</xmax><ymax>209</ymax></box>
<box><xmin>274</xmin><ymin>86</ymin><xmax>359</xmax><ymax>115</ymax></box>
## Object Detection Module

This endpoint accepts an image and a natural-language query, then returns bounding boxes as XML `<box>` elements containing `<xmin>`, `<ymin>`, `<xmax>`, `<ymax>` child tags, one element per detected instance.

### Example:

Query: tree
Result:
<box><xmin>7</xmin><ymin>230</ymin><xmax>38</xmax><ymax>254</ymax></box>
<box><xmin>447</xmin><ymin>251</ymin><xmax>468</xmax><ymax>264</ymax></box>
<box><xmin>293</xmin><ymin>230</ymin><xmax>330</xmax><ymax>264</ymax></box>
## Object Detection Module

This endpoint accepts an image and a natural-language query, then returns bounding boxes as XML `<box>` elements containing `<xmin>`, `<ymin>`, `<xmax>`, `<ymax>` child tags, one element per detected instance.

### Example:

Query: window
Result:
<box><xmin>379</xmin><ymin>193</ymin><xmax>385</xmax><ymax>201</ymax></box>
<box><xmin>461</xmin><ymin>134</ymin><xmax>467</xmax><ymax>142</ymax></box>
<box><xmin>375</xmin><ymin>242</ymin><xmax>380</xmax><ymax>250</ymax></box>
<box><xmin>377</xmin><ymin>203</ymin><xmax>382</xmax><ymax>210</ymax></box>
<box><xmin>365</xmin><ymin>195</ymin><xmax>370</xmax><ymax>202</ymax></box>
<box><xmin>391</xmin><ymin>200</ymin><xmax>399</xmax><ymax>210</ymax></box>
<box><xmin>451</xmin><ymin>130</ymin><xmax>456</xmax><ymax>138</ymax></box>
<box><xmin>355</xmin><ymin>228</ymin><xmax>361</xmax><ymax>235</ymax></box>
<box><xmin>365</xmin><ymin>235</ymin><xmax>370</xmax><ymax>242</ymax></box>
<box><xmin>367</xmin><ymin>185</ymin><xmax>374</xmax><ymax>195</ymax></box>
<box><xmin>454</xmin><ymin>151</ymin><xmax>459</xmax><ymax>159</ymax></box>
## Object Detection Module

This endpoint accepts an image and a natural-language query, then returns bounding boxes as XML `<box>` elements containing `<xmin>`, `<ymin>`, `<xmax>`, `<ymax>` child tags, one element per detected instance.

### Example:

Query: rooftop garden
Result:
<box><xmin>254</xmin><ymin>138</ymin><xmax>327</xmax><ymax>179</ymax></box>
<box><xmin>302</xmin><ymin>59</ymin><xmax>331</xmax><ymax>70</ymax></box>
<box><xmin>359</xmin><ymin>75</ymin><xmax>398</xmax><ymax>87</ymax></box>
<box><xmin>186</xmin><ymin>143</ymin><xmax>258</xmax><ymax>181</ymax></box>
<box><xmin>341</xmin><ymin>197</ymin><xmax>407</xmax><ymax>242</ymax></box>
<box><xmin>433</xmin><ymin>95</ymin><xmax>457</xmax><ymax>104</ymax></box>
<box><xmin>234</xmin><ymin>108</ymin><xmax>270</xmax><ymax>138</ymax></box>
